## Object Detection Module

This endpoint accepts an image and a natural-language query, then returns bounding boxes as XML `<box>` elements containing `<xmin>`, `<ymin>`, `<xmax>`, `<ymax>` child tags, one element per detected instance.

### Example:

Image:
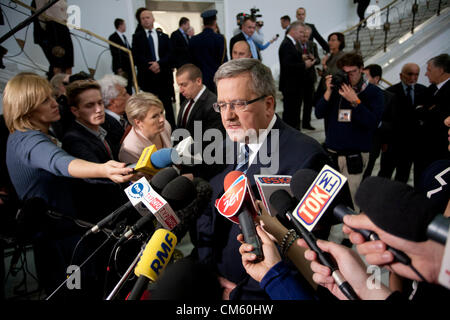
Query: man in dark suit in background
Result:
<box><xmin>229</xmin><ymin>16</ymin><xmax>260</xmax><ymax>61</ymax></box>
<box><xmin>279</xmin><ymin>21</ymin><xmax>314</xmax><ymax>130</ymax></box>
<box><xmin>108</xmin><ymin>18</ymin><xmax>133</xmax><ymax>94</ymax></box>
<box><xmin>170</xmin><ymin>17</ymin><xmax>192</xmax><ymax>69</ymax></box>
<box><xmin>299</xmin><ymin>25</ymin><xmax>320</xmax><ymax>130</ymax></box>
<box><xmin>415</xmin><ymin>54</ymin><xmax>450</xmax><ymax>185</ymax></box>
<box><xmin>195</xmin><ymin>58</ymin><xmax>329</xmax><ymax>300</ymax></box>
<box><xmin>175</xmin><ymin>64</ymin><xmax>224</xmax><ymax>139</ymax></box>
<box><xmin>296</xmin><ymin>7</ymin><xmax>329</xmax><ymax>53</ymax></box>
<box><xmin>189</xmin><ymin>10</ymin><xmax>227</xmax><ymax>94</ymax></box>
<box><xmin>132</xmin><ymin>9</ymin><xmax>176</xmax><ymax>128</ymax></box>
<box><xmin>378</xmin><ymin>63</ymin><xmax>427</xmax><ymax>184</ymax></box>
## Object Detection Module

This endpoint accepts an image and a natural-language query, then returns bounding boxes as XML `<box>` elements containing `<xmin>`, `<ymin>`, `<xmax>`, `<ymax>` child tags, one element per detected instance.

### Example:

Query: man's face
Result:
<box><xmin>290</xmin><ymin>25</ymin><xmax>305</xmax><ymax>42</ymax></box>
<box><xmin>181</xmin><ymin>21</ymin><xmax>190</xmax><ymax>32</ymax></box>
<box><xmin>296</xmin><ymin>8</ymin><xmax>306</xmax><ymax>22</ymax></box>
<box><xmin>71</xmin><ymin>89</ymin><xmax>105</xmax><ymax>130</ymax></box>
<box><xmin>242</xmin><ymin>20</ymin><xmax>256</xmax><ymax>37</ymax></box>
<box><xmin>363</xmin><ymin>69</ymin><xmax>378</xmax><ymax>85</ymax></box>
<box><xmin>342</xmin><ymin>65</ymin><xmax>363</xmax><ymax>87</ymax></box>
<box><xmin>400</xmin><ymin>64</ymin><xmax>420</xmax><ymax>85</ymax></box>
<box><xmin>176</xmin><ymin>72</ymin><xmax>202</xmax><ymax>100</ymax></box>
<box><xmin>217</xmin><ymin>73</ymin><xmax>274</xmax><ymax>142</ymax></box>
<box><xmin>300</xmin><ymin>27</ymin><xmax>309</xmax><ymax>43</ymax></box>
<box><xmin>140</xmin><ymin>10</ymin><xmax>154</xmax><ymax>30</ymax></box>
<box><xmin>425</xmin><ymin>62</ymin><xmax>443</xmax><ymax>85</ymax></box>
<box><xmin>110</xmin><ymin>84</ymin><xmax>129</xmax><ymax>115</ymax></box>
<box><xmin>118</xmin><ymin>22</ymin><xmax>126</xmax><ymax>33</ymax></box>
<box><xmin>232</xmin><ymin>41</ymin><xmax>252</xmax><ymax>59</ymax></box>
<box><xmin>280</xmin><ymin>19</ymin><xmax>290</xmax><ymax>30</ymax></box>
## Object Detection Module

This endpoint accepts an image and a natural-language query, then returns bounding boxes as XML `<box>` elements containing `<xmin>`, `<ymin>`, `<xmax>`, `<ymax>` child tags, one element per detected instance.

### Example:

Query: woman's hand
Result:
<box><xmin>102</xmin><ymin>160</ymin><xmax>134</xmax><ymax>183</ymax></box>
<box><xmin>238</xmin><ymin>225</ymin><xmax>282</xmax><ymax>283</ymax></box>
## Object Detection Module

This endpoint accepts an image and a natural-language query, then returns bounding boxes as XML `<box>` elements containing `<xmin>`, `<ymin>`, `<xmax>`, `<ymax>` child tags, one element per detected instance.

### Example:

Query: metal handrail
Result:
<box><xmin>11</xmin><ymin>0</ymin><xmax>139</xmax><ymax>92</ymax></box>
<box><xmin>342</xmin><ymin>0</ymin><xmax>399</xmax><ymax>34</ymax></box>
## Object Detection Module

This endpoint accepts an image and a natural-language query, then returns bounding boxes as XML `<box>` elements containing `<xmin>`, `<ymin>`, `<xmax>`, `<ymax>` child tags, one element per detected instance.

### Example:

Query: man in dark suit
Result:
<box><xmin>279</xmin><ymin>21</ymin><xmax>314</xmax><ymax>130</ymax></box>
<box><xmin>299</xmin><ymin>25</ymin><xmax>320</xmax><ymax>130</ymax></box>
<box><xmin>189</xmin><ymin>10</ymin><xmax>227</xmax><ymax>94</ymax></box>
<box><xmin>108</xmin><ymin>18</ymin><xmax>133</xmax><ymax>94</ymax></box>
<box><xmin>132</xmin><ymin>9</ymin><xmax>176</xmax><ymax>128</ymax></box>
<box><xmin>378</xmin><ymin>63</ymin><xmax>428</xmax><ymax>183</ymax></box>
<box><xmin>415</xmin><ymin>54</ymin><xmax>450</xmax><ymax>185</ymax></box>
<box><xmin>296</xmin><ymin>7</ymin><xmax>329</xmax><ymax>53</ymax></box>
<box><xmin>98</xmin><ymin>74</ymin><xmax>130</xmax><ymax>148</ymax></box>
<box><xmin>195</xmin><ymin>58</ymin><xmax>329</xmax><ymax>300</ymax></box>
<box><xmin>229</xmin><ymin>16</ymin><xmax>260</xmax><ymax>61</ymax></box>
<box><xmin>170</xmin><ymin>17</ymin><xmax>192</xmax><ymax>69</ymax></box>
<box><xmin>175</xmin><ymin>64</ymin><xmax>224</xmax><ymax>138</ymax></box>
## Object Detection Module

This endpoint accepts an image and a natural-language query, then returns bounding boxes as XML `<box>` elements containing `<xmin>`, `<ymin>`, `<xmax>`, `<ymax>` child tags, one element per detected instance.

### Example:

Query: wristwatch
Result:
<box><xmin>351</xmin><ymin>98</ymin><xmax>361</xmax><ymax>107</ymax></box>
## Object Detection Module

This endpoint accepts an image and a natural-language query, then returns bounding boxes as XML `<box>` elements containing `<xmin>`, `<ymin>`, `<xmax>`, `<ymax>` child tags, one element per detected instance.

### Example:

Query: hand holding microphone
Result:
<box><xmin>237</xmin><ymin>225</ymin><xmax>282</xmax><ymax>283</ymax></box>
<box><xmin>298</xmin><ymin>237</ymin><xmax>392</xmax><ymax>300</ymax></box>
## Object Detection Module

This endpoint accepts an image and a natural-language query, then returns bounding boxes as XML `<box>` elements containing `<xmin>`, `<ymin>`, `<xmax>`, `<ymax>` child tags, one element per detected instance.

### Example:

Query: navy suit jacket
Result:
<box><xmin>279</xmin><ymin>37</ymin><xmax>306</xmax><ymax>93</ymax></box>
<box><xmin>132</xmin><ymin>29</ymin><xmax>173</xmax><ymax>94</ymax></box>
<box><xmin>61</xmin><ymin>122</ymin><xmax>127</xmax><ymax>222</ymax></box>
<box><xmin>170</xmin><ymin>29</ymin><xmax>191</xmax><ymax>69</ymax></box>
<box><xmin>108</xmin><ymin>32</ymin><xmax>132</xmax><ymax>74</ymax></box>
<box><xmin>189</xmin><ymin>28</ymin><xmax>227</xmax><ymax>93</ymax></box>
<box><xmin>195</xmin><ymin>116</ymin><xmax>329</xmax><ymax>300</ymax></box>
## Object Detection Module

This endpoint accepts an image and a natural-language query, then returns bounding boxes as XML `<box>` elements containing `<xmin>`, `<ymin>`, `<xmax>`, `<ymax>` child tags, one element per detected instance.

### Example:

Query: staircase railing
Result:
<box><xmin>342</xmin><ymin>0</ymin><xmax>448</xmax><ymax>59</ymax></box>
<box><xmin>9</xmin><ymin>0</ymin><xmax>139</xmax><ymax>92</ymax></box>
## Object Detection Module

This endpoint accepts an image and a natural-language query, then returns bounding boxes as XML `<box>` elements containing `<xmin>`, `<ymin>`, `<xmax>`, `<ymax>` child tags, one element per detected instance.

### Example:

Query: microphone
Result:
<box><xmin>85</xmin><ymin>168</ymin><xmax>180</xmax><ymax>237</ymax></box>
<box><xmin>427</xmin><ymin>215</ymin><xmax>450</xmax><ymax>245</ymax></box>
<box><xmin>128</xmin><ymin>137</ymin><xmax>202</xmax><ymax>176</ymax></box>
<box><xmin>254</xmin><ymin>174</ymin><xmax>292</xmax><ymax>216</ymax></box>
<box><xmin>269</xmin><ymin>189</ymin><xmax>359</xmax><ymax>300</ymax></box>
<box><xmin>119</xmin><ymin>175</ymin><xmax>196</xmax><ymax>243</ymax></box>
<box><xmin>127</xmin><ymin>228</ymin><xmax>177</xmax><ymax>300</ymax></box>
<box><xmin>216</xmin><ymin>171</ymin><xmax>263</xmax><ymax>262</ymax></box>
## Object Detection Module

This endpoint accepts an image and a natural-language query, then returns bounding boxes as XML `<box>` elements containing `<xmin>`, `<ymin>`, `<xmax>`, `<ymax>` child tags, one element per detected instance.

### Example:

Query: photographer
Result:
<box><xmin>315</xmin><ymin>53</ymin><xmax>385</xmax><ymax>209</ymax></box>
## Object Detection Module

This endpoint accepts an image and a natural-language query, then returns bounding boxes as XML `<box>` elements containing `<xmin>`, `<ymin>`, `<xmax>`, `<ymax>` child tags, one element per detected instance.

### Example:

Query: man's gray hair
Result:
<box><xmin>289</xmin><ymin>20</ymin><xmax>306</xmax><ymax>31</ymax></box>
<box><xmin>214</xmin><ymin>58</ymin><xmax>276</xmax><ymax>99</ymax></box>
<box><xmin>97</xmin><ymin>74</ymin><xmax>128</xmax><ymax>107</ymax></box>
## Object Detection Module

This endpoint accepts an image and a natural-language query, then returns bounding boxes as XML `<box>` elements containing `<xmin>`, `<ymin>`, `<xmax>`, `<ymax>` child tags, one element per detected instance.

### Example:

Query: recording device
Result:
<box><xmin>331</xmin><ymin>69</ymin><xmax>349</xmax><ymax>91</ymax></box>
<box><xmin>216</xmin><ymin>171</ymin><xmax>263</xmax><ymax>262</ymax></box>
<box><xmin>127</xmin><ymin>229</ymin><xmax>177</xmax><ymax>300</ymax></box>
<box><xmin>250</xmin><ymin>7</ymin><xmax>262</xmax><ymax>19</ymax></box>
<box><xmin>269</xmin><ymin>188</ymin><xmax>359</xmax><ymax>300</ymax></box>
<box><xmin>254</xmin><ymin>174</ymin><xmax>292</xmax><ymax>216</ymax></box>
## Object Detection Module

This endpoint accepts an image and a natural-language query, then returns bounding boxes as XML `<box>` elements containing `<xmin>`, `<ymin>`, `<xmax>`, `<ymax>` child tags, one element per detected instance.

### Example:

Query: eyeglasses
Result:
<box><xmin>213</xmin><ymin>95</ymin><xmax>267</xmax><ymax>113</ymax></box>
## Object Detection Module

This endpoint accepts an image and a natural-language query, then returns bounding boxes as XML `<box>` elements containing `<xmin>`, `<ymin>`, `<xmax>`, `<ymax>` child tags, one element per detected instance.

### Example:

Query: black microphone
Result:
<box><xmin>269</xmin><ymin>189</ymin><xmax>359</xmax><ymax>300</ymax></box>
<box><xmin>427</xmin><ymin>215</ymin><xmax>450</xmax><ymax>245</ymax></box>
<box><xmin>85</xmin><ymin>202</ymin><xmax>134</xmax><ymax>236</ymax></box>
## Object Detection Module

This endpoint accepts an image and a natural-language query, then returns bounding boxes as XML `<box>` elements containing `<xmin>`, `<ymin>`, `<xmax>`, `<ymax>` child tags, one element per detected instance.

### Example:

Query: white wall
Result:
<box><xmin>223</xmin><ymin>0</ymin><xmax>361</xmax><ymax>79</ymax></box>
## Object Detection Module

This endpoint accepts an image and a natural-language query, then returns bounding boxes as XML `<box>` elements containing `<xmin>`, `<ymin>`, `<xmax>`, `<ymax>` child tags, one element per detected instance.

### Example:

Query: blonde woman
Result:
<box><xmin>3</xmin><ymin>72</ymin><xmax>133</xmax><ymax>297</ymax></box>
<box><xmin>119</xmin><ymin>92</ymin><xmax>172</xmax><ymax>164</ymax></box>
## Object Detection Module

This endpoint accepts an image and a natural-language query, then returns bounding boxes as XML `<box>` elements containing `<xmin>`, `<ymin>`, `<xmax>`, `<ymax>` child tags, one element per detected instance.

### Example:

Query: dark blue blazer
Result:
<box><xmin>195</xmin><ymin>115</ymin><xmax>329</xmax><ymax>300</ymax></box>
<box><xmin>132</xmin><ymin>29</ymin><xmax>173</xmax><ymax>94</ymax></box>
<box><xmin>189</xmin><ymin>28</ymin><xmax>227</xmax><ymax>93</ymax></box>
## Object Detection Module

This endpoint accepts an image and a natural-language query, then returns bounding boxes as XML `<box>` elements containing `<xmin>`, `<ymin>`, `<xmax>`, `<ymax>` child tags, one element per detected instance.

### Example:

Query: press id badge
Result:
<box><xmin>338</xmin><ymin>109</ymin><xmax>352</xmax><ymax>122</ymax></box>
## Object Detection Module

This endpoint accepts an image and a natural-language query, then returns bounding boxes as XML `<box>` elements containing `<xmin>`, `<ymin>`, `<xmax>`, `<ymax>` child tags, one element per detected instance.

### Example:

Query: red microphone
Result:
<box><xmin>216</xmin><ymin>171</ymin><xmax>263</xmax><ymax>262</ymax></box>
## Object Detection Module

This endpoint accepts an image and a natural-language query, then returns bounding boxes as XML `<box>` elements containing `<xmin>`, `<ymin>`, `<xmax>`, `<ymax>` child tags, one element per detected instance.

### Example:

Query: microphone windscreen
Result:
<box><xmin>151</xmin><ymin>148</ymin><xmax>177</xmax><ymax>169</ymax></box>
<box><xmin>269</xmin><ymin>189</ymin><xmax>296</xmax><ymax>216</ymax></box>
<box><xmin>224</xmin><ymin>170</ymin><xmax>244</xmax><ymax>190</ymax></box>
<box><xmin>161</xmin><ymin>176</ymin><xmax>197</xmax><ymax>211</ymax></box>
<box><xmin>150</xmin><ymin>167</ymin><xmax>179</xmax><ymax>193</ymax></box>
<box><xmin>355</xmin><ymin>176</ymin><xmax>437</xmax><ymax>242</ymax></box>
<box><xmin>290</xmin><ymin>169</ymin><xmax>318</xmax><ymax>200</ymax></box>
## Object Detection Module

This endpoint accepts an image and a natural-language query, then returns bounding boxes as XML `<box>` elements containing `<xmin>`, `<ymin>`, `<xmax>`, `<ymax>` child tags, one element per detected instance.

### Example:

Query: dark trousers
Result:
<box><xmin>301</xmin><ymin>81</ymin><xmax>315</xmax><ymax>127</ymax></box>
<box><xmin>363</xmin><ymin>129</ymin><xmax>382</xmax><ymax>179</ymax></box>
<box><xmin>356</xmin><ymin>0</ymin><xmax>370</xmax><ymax>21</ymax></box>
<box><xmin>282</xmin><ymin>90</ymin><xmax>304</xmax><ymax>130</ymax></box>
<box><xmin>378</xmin><ymin>144</ymin><xmax>413</xmax><ymax>183</ymax></box>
